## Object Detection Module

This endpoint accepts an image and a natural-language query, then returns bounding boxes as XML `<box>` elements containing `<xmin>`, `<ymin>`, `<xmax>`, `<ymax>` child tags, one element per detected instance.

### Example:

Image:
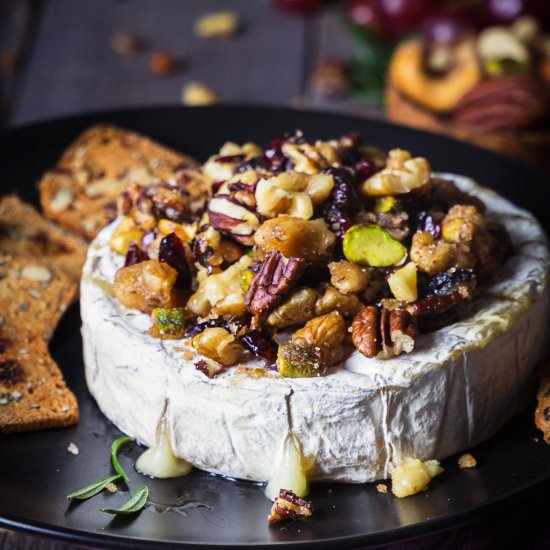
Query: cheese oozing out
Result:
<box><xmin>136</xmin><ymin>418</ymin><xmax>192</xmax><ymax>479</ymax></box>
<box><xmin>390</xmin><ymin>457</ymin><xmax>443</xmax><ymax>498</ymax></box>
<box><xmin>265</xmin><ymin>432</ymin><xmax>308</xmax><ymax>501</ymax></box>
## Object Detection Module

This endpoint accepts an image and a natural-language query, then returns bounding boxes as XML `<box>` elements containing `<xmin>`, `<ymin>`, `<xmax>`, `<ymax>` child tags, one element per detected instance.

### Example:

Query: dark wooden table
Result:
<box><xmin>1</xmin><ymin>1</ymin><xmax>550</xmax><ymax>549</ymax></box>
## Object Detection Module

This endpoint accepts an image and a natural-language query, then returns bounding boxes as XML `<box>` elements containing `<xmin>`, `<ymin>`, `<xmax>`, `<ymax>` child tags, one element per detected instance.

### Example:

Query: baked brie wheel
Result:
<box><xmin>82</xmin><ymin>172</ymin><xmax>549</xmax><ymax>484</ymax></box>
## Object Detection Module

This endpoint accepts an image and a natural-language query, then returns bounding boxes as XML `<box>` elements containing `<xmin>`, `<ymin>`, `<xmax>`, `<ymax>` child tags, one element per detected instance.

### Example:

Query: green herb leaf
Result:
<box><xmin>111</xmin><ymin>435</ymin><xmax>134</xmax><ymax>483</ymax></box>
<box><xmin>66</xmin><ymin>474</ymin><xmax>122</xmax><ymax>500</ymax></box>
<box><xmin>100</xmin><ymin>485</ymin><xmax>149</xmax><ymax>515</ymax></box>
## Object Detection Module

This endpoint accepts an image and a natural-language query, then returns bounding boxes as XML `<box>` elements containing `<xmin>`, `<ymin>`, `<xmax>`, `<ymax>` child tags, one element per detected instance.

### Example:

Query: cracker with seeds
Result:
<box><xmin>39</xmin><ymin>124</ymin><xmax>198</xmax><ymax>239</ymax></box>
<box><xmin>535</xmin><ymin>357</ymin><xmax>550</xmax><ymax>443</ymax></box>
<box><xmin>0</xmin><ymin>334</ymin><xmax>78</xmax><ymax>432</ymax></box>
<box><xmin>0</xmin><ymin>195</ymin><xmax>87</xmax><ymax>287</ymax></box>
<box><xmin>0</xmin><ymin>255</ymin><xmax>76</xmax><ymax>342</ymax></box>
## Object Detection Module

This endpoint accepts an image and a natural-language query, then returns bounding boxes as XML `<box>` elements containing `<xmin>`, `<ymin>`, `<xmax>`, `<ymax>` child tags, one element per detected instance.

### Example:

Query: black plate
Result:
<box><xmin>1</xmin><ymin>106</ymin><xmax>550</xmax><ymax>549</ymax></box>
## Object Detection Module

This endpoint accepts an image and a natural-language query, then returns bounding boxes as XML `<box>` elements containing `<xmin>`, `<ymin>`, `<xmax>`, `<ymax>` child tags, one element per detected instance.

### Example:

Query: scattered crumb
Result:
<box><xmin>182</xmin><ymin>82</ymin><xmax>219</xmax><ymax>106</ymax></box>
<box><xmin>458</xmin><ymin>453</ymin><xmax>477</xmax><ymax>469</ymax></box>
<box><xmin>105</xmin><ymin>482</ymin><xmax>118</xmax><ymax>493</ymax></box>
<box><xmin>376</xmin><ymin>483</ymin><xmax>388</xmax><ymax>493</ymax></box>
<box><xmin>194</xmin><ymin>11</ymin><xmax>239</xmax><ymax>38</ymax></box>
<box><xmin>67</xmin><ymin>442</ymin><xmax>79</xmax><ymax>455</ymax></box>
<box><xmin>150</xmin><ymin>50</ymin><xmax>179</xmax><ymax>76</ymax></box>
<box><xmin>110</xmin><ymin>31</ymin><xmax>142</xmax><ymax>54</ymax></box>
<box><xmin>182</xmin><ymin>350</ymin><xmax>194</xmax><ymax>361</ymax></box>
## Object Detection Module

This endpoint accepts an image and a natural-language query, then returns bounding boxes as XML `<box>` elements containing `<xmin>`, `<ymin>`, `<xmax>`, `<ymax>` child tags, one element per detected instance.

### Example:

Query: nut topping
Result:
<box><xmin>268</xmin><ymin>489</ymin><xmax>313</xmax><ymax>523</ymax></box>
<box><xmin>352</xmin><ymin>305</ymin><xmax>417</xmax><ymax>359</ymax></box>
<box><xmin>245</xmin><ymin>251</ymin><xmax>306</xmax><ymax>316</ymax></box>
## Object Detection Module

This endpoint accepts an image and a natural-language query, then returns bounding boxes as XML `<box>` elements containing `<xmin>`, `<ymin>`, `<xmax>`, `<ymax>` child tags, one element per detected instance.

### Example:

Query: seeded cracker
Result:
<box><xmin>0</xmin><ymin>335</ymin><xmax>78</xmax><ymax>432</ymax></box>
<box><xmin>39</xmin><ymin>124</ymin><xmax>199</xmax><ymax>239</ymax></box>
<box><xmin>0</xmin><ymin>195</ymin><xmax>87</xmax><ymax>289</ymax></box>
<box><xmin>535</xmin><ymin>357</ymin><xmax>550</xmax><ymax>443</ymax></box>
<box><xmin>0</xmin><ymin>255</ymin><xmax>76</xmax><ymax>342</ymax></box>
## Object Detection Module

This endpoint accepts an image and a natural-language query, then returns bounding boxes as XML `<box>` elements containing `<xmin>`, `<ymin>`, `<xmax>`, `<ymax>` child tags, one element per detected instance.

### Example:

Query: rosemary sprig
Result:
<box><xmin>100</xmin><ymin>485</ymin><xmax>149</xmax><ymax>515</ymax></box>
<box><xmin>66</xmin><ymin>474</ymin><xmax>122</xmax><ymax>500</ymax></box>
<box><xmin>111</xmin><ymin>435</ymin><xmax>135</xmax><ymax>483</ymax></box>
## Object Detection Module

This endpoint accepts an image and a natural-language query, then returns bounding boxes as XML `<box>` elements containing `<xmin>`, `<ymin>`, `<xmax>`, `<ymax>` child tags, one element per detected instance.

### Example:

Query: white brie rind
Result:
<box><xmin>81</xmin><ymin>174</ymin><xmax>550</xmax><ymax>483</ymax></box>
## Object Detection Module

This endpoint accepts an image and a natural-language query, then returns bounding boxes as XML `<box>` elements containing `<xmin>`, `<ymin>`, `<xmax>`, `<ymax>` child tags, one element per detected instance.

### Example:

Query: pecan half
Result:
<box><xmin>268</xmin><ymin>490</ymin><xmax>313</xmax><ymax>523</ymax></box>
<box><xmin>245</xmin><ymin>251</ymin><xmax>306</xmax><ymax>316</ymax></box>
<box><xmin>352</xmin><ymin>305</ymin><xmax>417</xmax><ymax>359</ymax></box>
<box><xmin>406</xmin><ymin>293</ymin><xmax>464</xmax><ymax>333</ymax></box>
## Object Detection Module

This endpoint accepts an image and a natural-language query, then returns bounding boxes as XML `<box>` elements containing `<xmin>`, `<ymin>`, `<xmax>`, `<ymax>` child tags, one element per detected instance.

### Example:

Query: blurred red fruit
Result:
<box><xmin>273</xmin><ymin>0</ymin><xmax>327</xmax><ymax>14</ymax></box>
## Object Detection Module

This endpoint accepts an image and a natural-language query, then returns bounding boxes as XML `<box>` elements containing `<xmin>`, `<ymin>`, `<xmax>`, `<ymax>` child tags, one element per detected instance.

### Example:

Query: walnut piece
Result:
<box><xmin>292</xmin><ymin>311</ymin><xmax>346</xmax><ymax>366</ymax></box>
<box><xmin>192</xmin><ymin>327</ymin><xmax>243</xmax><ymax>366</ymax></box>
<box><xmin>458</xmin><ymin>453</ymin><xmax>477</xmax><ymax>469</ymax></box>
<box><xmin>266</xmin><ymin>288</ymin><xmax>318</xmax><ymax>328</ymax></box>
<box><xmin>268</xmin><ymin>489</ymin><xmax>313</xmax><ymax>523</ymax></box>
<box><xmin>245</xmin><ymin>251</ymin><xmax>306</xmax><ymax>316</ymax></box>
<box><xmin>328</xmin><ymin>260</ymin><xmax>369</xmax><ymax>294</ymax></box>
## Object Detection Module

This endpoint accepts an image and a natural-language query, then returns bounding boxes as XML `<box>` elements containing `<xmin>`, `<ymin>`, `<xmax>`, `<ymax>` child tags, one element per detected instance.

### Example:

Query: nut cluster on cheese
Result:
<box><xmin>107</xmin><ymin>131</ymin><xmax>510</xmax><ymax>378</ymax></box>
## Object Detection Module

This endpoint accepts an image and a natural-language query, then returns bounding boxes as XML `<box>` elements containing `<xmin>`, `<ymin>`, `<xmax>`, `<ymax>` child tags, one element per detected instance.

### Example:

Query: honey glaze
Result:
<box><xmin>136</xmin><ymin>418</ymin><xmax>192</xmax><ymax>478</ymax></box>
<box><xmin>265</xmin><ymin>432</ymin><xmax>309</xmax><ymax>501</ymax></box>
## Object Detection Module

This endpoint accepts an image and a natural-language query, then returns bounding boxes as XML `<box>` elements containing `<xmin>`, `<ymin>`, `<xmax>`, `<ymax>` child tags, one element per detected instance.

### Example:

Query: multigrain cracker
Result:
<box><xmin>0</xmin><ymin>195</ymin><xmax>87</xmax><ymax>287</ymax></box>
<box><xmin>0</xmin><ymin>335</ymin><xmax>78</xmax><ymax>433</ymax></box>
<box><xmin>39</xmin><ymin>124</ymin><xmax>198</xmax><ymax>239</ymax></box>
<box><xmin>0</xmin><ymin>255</ymin><xmax>75</xmax><ymax>342</ymax></box>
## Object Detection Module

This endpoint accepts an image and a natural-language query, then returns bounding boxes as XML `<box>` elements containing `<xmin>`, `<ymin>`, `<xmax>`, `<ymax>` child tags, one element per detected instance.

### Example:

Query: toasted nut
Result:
<box><xmin>195</xmin><ymin>358</ymin><xmax>224</xmax><ymax>378</ymax></box>
<box><xmin>361</xmin><ymin>149</ymin><xmax>431</xmax><ymax>196</ymax></box>
<box><xmin>255</xmin><ymin>176</ymin><xmax>314</xmax><ymax>220</ymax></box>
<box><xmin>478</xmin><ymin>26</ymin><xmax>530</xmax><ymax>65</ymax></box>
<box><xmin>188</xmin><ymin>255</ymin><xmax>252</xmax><ymax>316</ymax></box>
<box><xmin>387</xmin><ymin>262</ymin><xmax>418</xmax><ymax>303</ymax></box>
<box><xmin>182</xmin><ymin>82</ymin><xmax>219</xmax><ymax>106</ymax></box>
<box><xmin>267</xmin><ymin>288</ymin><xmax>319</xmax><ymax>328</ymax></box>
<box><xmin>194</xmin><ymin>11</ymin><xmax>239</xmax><ymax>38</ymax></box>
<box><xmin>147</xmin><ymin>307</ymin><xmax>187</xmax><ymax>339</ymax></box>
<box><xmin>277</xmin><ymin>341</ymin><xmax>324</xmax><ymax>378</ymax></box>
<box><xmin>192</xmin><ymin>327</ymin><xmax>243</xmax><ymax>366</ymax></box>
<box><xmin>328</xmin><ymin>260</ymin><xmax>370</xmax><ymax>294</ymax></box>
<box><xmin>254</xmin><ymin>216</ymin><xmax>336</xmax><ymax>262</ymax></box>
<box><xmin>343</xmin><ymin>224</ymin><xmax>406</xmax><ymax>267</ymax></box>
<box><xmin>110</xmin><ymin>217</ymin><xmax>145</xmax><ymax>255</ymax></box>
<box><xmin>49</xmin><ymin>189</ymin><xmax>74</xmax><ymax>212</ymax></box>
<box><xmin>113</xmin><ymin>260</ymin><xmax>180</xmax><ymax>313</ymax></box>
<box><xmin>315</xmin><ymin>284</ymin><xmax>361</xmax><ymax>318</ymax></box>
<box><xmin>150</xmin><ymin>50</ymin><xmax>179</xmax><ymax>76</ymax></box>
<box><xmin>245</xmin><ymin>251</ymin><xmax>306</xmax><ymax>316</ymax></box>
<box><xmin>391</xmin><ymin>458</ymin><xmax>443</xmax><ymax>498</ymax></box>
<box><xmin>268</xmin><ymin>489</ymin><xmax>313</xmax><ymax>523</ymax></box>
<box><xmin>207</xmin><ymin>195</ymin><xmax>260</xmax><ymax>245</ymax></box>
<box><xmin>351</xmin><ymin>305</ymin><xmax>380</xmax><ymax>358</ymax></box>
<box><xmin>292</xmin><ymin>311</ymin><xmax>346</xmax><ymax>366</ymax></box>
<box><xmin>110</xmin><ymin>30</ymin><xmax>142</xmax><ymax>54</ymax></box>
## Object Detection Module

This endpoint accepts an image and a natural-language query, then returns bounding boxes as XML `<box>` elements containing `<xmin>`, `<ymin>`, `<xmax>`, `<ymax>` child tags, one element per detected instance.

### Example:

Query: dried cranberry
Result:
<box><xmin>185</xmin><ymin>317</ymin><xmax>228</xmax><ymax>338</ymax></box>
<box><xmin>321</xmin><ymin>167</ymin><xmax>361</xmax><ymax>237</ymax></box>
<box><xmin>354</xmin><ymin>156</ymin><xmax>378</xmax><ymax>182</ymax></box>
<box><xmin>234</xmin><ymin>157</ymin><xmax>264</xmax><ymax>174</ymax></box>
<box><xmin>426</xmin><ymin>268</ymin><xmax>476</xmax><ymax>299</ymax></box>
<box><xmin>240</xmin><ymin>330</ymin><xmax>278</xmax><ymax>368</ymax></box>
<box><xmin>263</xmin><ymin>136</ymin><xmax>291</xmax><ymax>173</ymax></box>
<box><xmin>416</xmin><ymin>211</ymin><xmax>442</xmax><ymax>239</ymax></box>
<box><xmin>211</xmin><ymin>181</ymin><xmax>225</xmax><ymax>194</ymax></box>
<box><xmin>124</xmin><ymin>242</ymin><xmax>149</xmax><ymax>266</ymax></box>
<box><xmin>159</xmin><ymin>232</ymin><xmax>190</xmax><ymax>289</ymax></box>
<box><xmin>298</xmin><ymin>262</ymin><xmax>331</xmax><ymax>287</ymax></box>
<box><xmin>217</xmin><ymin>154</ymin><xmax>245</xmax><ymax>164</ymax></box>
<box><xmin>228</xmin><ymin>181</ymin><xmax>257</xmax><ymax>193</ymax></box>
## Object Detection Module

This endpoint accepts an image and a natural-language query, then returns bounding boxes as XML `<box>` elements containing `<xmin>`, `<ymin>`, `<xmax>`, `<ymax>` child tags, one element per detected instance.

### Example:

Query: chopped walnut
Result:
<box><xmin>376</xmin><ymin>483</ymin><xmax>388</xmax><ymax>493</ymax></box>
<box><xmin>192</xmin><ymin>327</ymin><xmax>243</xmax><ymax>366</ymax></box>
<box><xmin>328</xmin><ymin>261</ymin><xmax>369</xmax><ymax>295</ymax></box>
<box><xmin>268</xmin><ymin>490</ymin><xmax>313</xmax><ymax>523</ymax></box>
<box><xmin>292</xmin><ymin>311</ymin><xmax>346</xmax><ymax>366</ymax></box>
<box><xmin>67</xmin><ymin>442</ymin><xmax>79</xmax><ymax>455</ymax></box>
<box><xmin>254</xmin><ymin>217</ymin><xmax>336</xmax><ymax>262</ymax></box>
<box><xmin>245</xmin><ymin>251</ymin><xmax>306</xmax><ymax>316</ymax></box>
<box><xmin>194</xmin><ymin>11</ymin><xmax>239</xmax><ymax>38</ymax></box>
<box><xmin>315</xmin><ymin>284</ymin><xmax>361</xmax><ymax>318</ymax></box>
<box><xmin>266</xmin><ymin>288</ymin><xmax>319</xmax><ymax>328</ymax></box>
<box><xmin>361</xmin><ymin>210</ymin><xmax>410</xmax><ymax>241</ymax></box>
<box><xmin>105</xmin><ymin>482</ymin><xmax>118</xmax><ymax>493</ymax></box>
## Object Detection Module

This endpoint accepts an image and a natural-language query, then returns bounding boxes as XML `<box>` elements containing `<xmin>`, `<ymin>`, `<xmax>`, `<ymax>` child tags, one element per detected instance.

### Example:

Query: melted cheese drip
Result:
<box><xmin>136</xmin><ymin>420</ymin><xmax>192</xmax><ymax>478</ymax></box>
<box><xmin>265</xmin><ymin>433</ymin><xmax>308</xmax><ymax>501</ymax></box>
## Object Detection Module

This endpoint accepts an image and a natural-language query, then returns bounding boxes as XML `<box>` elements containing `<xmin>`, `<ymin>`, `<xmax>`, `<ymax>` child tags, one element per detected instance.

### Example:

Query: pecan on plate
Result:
<box><xmin>268</xmin><ymin>490</ymin><xmax>313</xmax><ymax>523</ymax></box>
<box><xmin>245</xmin><ymin>251</ymin><xmax>306</xmax><ymax>316</ymax></box>
<box><xmin>351</xmin><ymin>305</ymin><xmax>417</xmax><ymax>359</ymax></box>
